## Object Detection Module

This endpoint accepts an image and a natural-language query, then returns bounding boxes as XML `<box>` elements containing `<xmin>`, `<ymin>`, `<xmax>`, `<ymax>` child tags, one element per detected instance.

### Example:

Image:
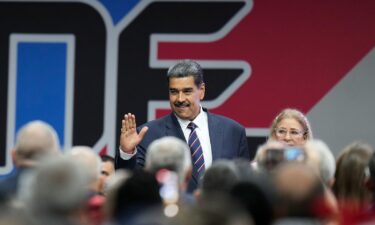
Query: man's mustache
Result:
<box><xmin>174</xmin><ymin>101</ymin><xmax>189</xmax><ymax>107</ymax></box>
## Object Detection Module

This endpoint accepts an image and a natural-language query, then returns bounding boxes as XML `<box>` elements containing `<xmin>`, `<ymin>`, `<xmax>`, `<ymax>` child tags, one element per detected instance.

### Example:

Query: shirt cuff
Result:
<box><xmin>119</xmin><ymin>147</ymin><xmax>137</xmax><ymax>160</ymax></box>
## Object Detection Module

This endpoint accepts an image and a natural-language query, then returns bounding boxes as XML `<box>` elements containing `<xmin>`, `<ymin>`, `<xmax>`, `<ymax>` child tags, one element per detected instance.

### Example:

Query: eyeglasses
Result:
<box><xmin>275</xmin><ymin>128</ymin><xmax>305</xmax><ymax>138</ymax></box>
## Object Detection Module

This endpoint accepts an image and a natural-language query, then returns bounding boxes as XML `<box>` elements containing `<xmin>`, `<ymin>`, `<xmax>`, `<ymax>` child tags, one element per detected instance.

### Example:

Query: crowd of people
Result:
<box><xmin>0</xmin><ymin>60</ymin><xmax>374</xmax><ymax>225</ymax></box>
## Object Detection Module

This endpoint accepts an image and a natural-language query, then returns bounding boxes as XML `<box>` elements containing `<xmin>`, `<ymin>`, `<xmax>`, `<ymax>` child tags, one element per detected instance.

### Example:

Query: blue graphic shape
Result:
<box><xmin>98</xmin><ymin>0</ymin><xmax>140</xmax><ymax>25</ymax></box>
<box><xmin>15</xmin><ymin>43</ymin><xmax>67</xmax><ymax>146</ymax></box>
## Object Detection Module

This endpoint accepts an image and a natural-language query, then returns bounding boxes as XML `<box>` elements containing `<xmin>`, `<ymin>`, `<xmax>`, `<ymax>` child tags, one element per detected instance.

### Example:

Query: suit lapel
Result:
<box><xmin>165</xmin><ymin>113</ymin><xmax>186</xmax><ymax>142</ymax></box>
<box><xmin>207</xmin><ymin>111</ymin><xmax>223</xmax><ymax>161</ymax></box>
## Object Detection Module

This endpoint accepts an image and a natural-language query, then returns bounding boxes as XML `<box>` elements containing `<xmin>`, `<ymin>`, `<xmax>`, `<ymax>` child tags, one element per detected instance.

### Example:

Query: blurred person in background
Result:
<box><xmin>66</xmin><ymin>146</ymin><xmax>102</xmax><ymax>194</ymax></box>
<box><xmin>304</xmin><ymin>139</ymin><xmax>340</xmax><ymax>224</ymax></box>
<box><xmin>272</xmin><ymin>162</ymin><xmax>330</xmax><ymax>224</ymax></box>
<box><xmin>253</xmin><ymin>141</ymin><xmax>287</xmax><ymax>172</ymax></box>
<box><xmin>340</xmin><ymin>152</ymin><xmax>375</xmax><ymax>224</ymax></box>
<box><xmin>102</xmin><ymin>169</ymin><xmax>132</xmax><ymax>223</ymax></box>
<box><xmin>358</xmin><ymin>152</ymin><xmax>375</xmax><ymax>224</ymax></box>
<box><xmin>305</xmin><ymin>139</ymin><xmax>336</xmax><ymax>188</ymax></box>
<box><xmin>145</xmin><ymin>136</ymin><xmax>194</xmax><ymax>205</ymax></box>
<box><xmin>254</xmin><ymin>140</ymin><xmax>339</xmax><ymax>224</ymax></box>
<box><xmin>333</xmin><ymin>142</ymin><xmax>374</xmax><ymax>220</ymax></box>
<box><xmin>253</xmin><ymin>141</ymin><xmax>315</xmax><ymax>174</ymax></box>
<box><xmin>66</xmin><ymin>146</ymin><xmax>105</xmax><ymax>225</ymax></box>
<box><xmin>98</xmin><ymin>155</ymin><xmax>115</xmax><ymax>196</ymax></box>
<box><xmin>194</xmin><ymin>159</ymin><xmax>240</xmax><ymax>202</ymax></box>
<box><xmin>24</xmin><ymin>155</ymin><xmax>91</xmax><ymax>225</ymax></box>
<box><xmin>230</xmin><ymin>173</ymin><xmax>276</xmax><ymax>225</ymax></box>
<box><xmin>0</xmin><ymin>120</ymin><xmax>60</xmax><ymax>203</ymax></box>
<box><xmin>108</xmin><ymin>169</ymin><xmax>163</xmax><ymax>225</ymax></box>
<box><xmin>172</xmin><ymin>194</ymin><xmax>254</xmax><ymax>225</ymax></box>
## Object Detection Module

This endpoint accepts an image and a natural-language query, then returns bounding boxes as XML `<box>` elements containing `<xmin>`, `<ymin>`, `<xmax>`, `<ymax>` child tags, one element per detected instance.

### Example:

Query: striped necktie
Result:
<box><xmin>187</xmin><ymin>122</ymin><xmax>205</xmax><ymax>182</ymax></box>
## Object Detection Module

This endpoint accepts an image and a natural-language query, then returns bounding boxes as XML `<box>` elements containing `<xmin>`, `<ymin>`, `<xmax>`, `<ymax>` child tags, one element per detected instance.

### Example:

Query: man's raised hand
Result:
<box><xmin>119</xmin><ymin>113</ymin><xmax>148</xmax><ymax>154</ymax></box>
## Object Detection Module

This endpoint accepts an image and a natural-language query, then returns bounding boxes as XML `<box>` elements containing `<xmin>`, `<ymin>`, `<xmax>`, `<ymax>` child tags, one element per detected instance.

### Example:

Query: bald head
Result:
<box><xmin>273</xmin><ymin>162</ymin><xmax>324</xmax><ymax>217</ymax></box>
<box><xmin>274</xmin><ymin>163</ymin><xmax>319</xmax><ymax>199</ymax></box>
<box><xmin>13</xmin><ymin>120</ymin><xmax>60</xmax><ymax>167</ymax></box>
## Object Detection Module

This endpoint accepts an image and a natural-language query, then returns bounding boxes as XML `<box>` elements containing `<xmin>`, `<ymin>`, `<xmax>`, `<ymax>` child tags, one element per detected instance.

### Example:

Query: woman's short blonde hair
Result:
<box><xmin>269</xmin><ymin>108</ymin><xmax>313</xmax><ymax>141</ymax></box>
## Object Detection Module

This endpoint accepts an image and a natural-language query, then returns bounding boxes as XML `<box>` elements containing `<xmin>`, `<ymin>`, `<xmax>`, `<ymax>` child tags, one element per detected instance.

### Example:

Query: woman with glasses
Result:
<box><xmin>268</xmin><ymin>108</ymin><xmax>313</xmax><ymax>147</ymax></box>
<box><xmin>251</xmin><ymin>108</ymin><xmax>312</xmax><ymax>170</ymax></box>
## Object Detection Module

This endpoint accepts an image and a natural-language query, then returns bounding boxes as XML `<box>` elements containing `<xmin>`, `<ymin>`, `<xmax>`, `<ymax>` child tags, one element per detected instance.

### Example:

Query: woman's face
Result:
<box><xmin>273</xmin><ymin>118</ymin><xmax>306</xmax><ymax>146</ymax></box>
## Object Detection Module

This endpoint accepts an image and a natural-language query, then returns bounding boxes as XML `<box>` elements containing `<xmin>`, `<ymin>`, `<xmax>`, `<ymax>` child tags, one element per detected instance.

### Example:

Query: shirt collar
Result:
<box><xmin>176</xmin><ymin>106</ymin><xmax>206</xmax><ymax>130</ymax></box>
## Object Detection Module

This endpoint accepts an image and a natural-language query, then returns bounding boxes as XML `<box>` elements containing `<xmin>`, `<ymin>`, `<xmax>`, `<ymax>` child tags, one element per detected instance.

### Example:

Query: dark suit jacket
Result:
<box><xmin>115</xmin><ymin>109</ymin><xmax>249</xmax><ymax>191</ymax></box>
<box><xmin>0</xmin><ymin>167</ymin><xmax>30</xmax><ymax>203</ymax></box>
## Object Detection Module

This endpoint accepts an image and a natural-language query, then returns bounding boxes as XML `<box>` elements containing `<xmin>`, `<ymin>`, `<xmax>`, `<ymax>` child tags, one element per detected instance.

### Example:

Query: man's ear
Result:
<box><xmin>199</xmin><ymin>83</ymin><xmax>205</xmax><ymax>100</ymax></box>
<box><xmin>327</xmin><ymin>177</ymin><xmax>335</xmax><ymax>189</ymax></box>
<box><xmin>11</xmin><ymin>149</ymin><xmax>18</xmax><ymax>166</ymax></box>
<box><xmin>193</xmin><ymin>189</ymin><xmax>202</xmax><ymax>202</ymax></box>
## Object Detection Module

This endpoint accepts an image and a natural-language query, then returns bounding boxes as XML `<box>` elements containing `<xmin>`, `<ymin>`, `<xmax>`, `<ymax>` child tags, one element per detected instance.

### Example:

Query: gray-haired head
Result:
<box><xmin>26</xmin><ymin>155</ymin><xmax>90</xmax><ymax>215</ymax></box>
<box><xmin>167</xmin><ymin>59</ymin><xmax>204</xmax><ymax>87</ymax></box>
<box><xmin>305</xmin><ymin>139</ymin><xmax>336</xmax><ymax>186</ymax></box>
<box><xmin>145</xmin><ymin>136</ymin><xmax>192</xmax><ymax>186</ymax></box>
<box><xmin>13</xmin><ymin>120</ymin><xmax>60</xmax><ymax>167</ymax></box>
<box><xmin>66</xmin><ymin>146</ymin><xmax>102</xmax><ymax>192</ymax></box>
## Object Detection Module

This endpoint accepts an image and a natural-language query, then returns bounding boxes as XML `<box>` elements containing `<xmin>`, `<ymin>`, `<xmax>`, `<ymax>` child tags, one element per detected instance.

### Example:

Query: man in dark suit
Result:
<box><xmin>115</xmin><ymin>59</ymin><xmax>249</xmax><ymax>192</ymax></box>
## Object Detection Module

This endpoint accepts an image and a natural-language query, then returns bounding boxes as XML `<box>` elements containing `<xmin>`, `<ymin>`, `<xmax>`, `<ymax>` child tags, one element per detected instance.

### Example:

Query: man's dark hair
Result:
<box><xmin>201</xmin><ymin>160</ymin><xmax>240</xmax><ymax>195</ymax></box>
<box><xmin>231</xmin><ymin>181</ymin><xmax>275</xmax><ymax>225</ymax></box>
<box><xmin>368</xmin><ymin>152</ymin><xmax>375</xmax><ymax>191</ymax></box>
<box><xmin>100</xmin><ymin>154</ymin><xmax>115</xmax><ymax>164</ymax></box>
<box><xmin>114</xmin><ymin>169</ymin><xmax>162</xmax><ymax>222</ymax></box>
<box><xmin>167</xmin><ymin>59</ymin><xmax>204</xmax><ymax>87</ymax></box>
